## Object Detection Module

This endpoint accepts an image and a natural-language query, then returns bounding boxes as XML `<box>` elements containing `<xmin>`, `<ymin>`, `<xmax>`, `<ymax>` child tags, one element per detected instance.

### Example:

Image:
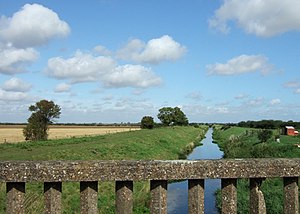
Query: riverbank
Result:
<box><xmin>212</xmin><ymin>125</ymin><xmax>300</xmax><ymax>213</ymax></box>
<box><xmin>168</xmin><ymin>128</ymin><xmax>223</xmax><ymax>214</ymax></box>
<box><xmin>0</xmin><ymin>125</ymin><xmax>208</xmax><ymax>213</ymax></box>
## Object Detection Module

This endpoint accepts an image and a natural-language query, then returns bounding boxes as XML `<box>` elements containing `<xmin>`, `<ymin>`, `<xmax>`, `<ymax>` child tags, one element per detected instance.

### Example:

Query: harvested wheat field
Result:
<box><xmin>0</xmin><ymin>125</ymin><xmax>140</xmax><ymax>143</ymax></box>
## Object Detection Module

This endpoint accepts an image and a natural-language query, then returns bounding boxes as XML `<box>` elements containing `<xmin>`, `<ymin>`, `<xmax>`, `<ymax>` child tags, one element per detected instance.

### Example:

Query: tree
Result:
<box><xmin>173</xmin><ymin>107</ymin><xmax>189</xmax><ymax>126</ymax></box>
<box><xmin>257</xmin><ymin>129</ymin><xmax>273</xmax><ymax>143</ymax></box>
<box><xmin>23</xmin><ymin>100</ymin><xmax>61</xmax><ymax>141</ymax></box>
<box><xmin>141</xmin><ymin>116</ymin><xmax>154</xmax><ymax>129</ymax></box>
<box><xmin>157</xmin><ymin>107</ymin><xmax>174</xmax><ymax>126</ymax></box>
<box><xmin>157</xmin><ymin>107</ymin><xmax>189</xmax><ymax>126</ymax></box>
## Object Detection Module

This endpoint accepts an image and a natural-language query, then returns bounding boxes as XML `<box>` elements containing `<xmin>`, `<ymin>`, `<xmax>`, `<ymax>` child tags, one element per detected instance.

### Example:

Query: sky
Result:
<box><xmin>1</xmin><ymin>0</ymin><xmax>300</xmax><ymax>123</ymax></box>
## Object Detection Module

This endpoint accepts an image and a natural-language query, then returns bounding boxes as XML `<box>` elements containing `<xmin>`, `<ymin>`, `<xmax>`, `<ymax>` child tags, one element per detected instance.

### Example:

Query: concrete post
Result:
<box><xmin>188</xmin><ymin>179</ymin><xmax>204</xmax><ymax>214</ymax></box>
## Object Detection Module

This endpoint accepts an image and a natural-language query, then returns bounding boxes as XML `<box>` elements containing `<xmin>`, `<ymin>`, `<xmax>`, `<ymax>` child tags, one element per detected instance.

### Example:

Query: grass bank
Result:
<box><xmin>213</xmin><ymin>125</ymin><xmax>300</xmax><ymax>213</ymax></box>
<box><xmin>0</xmin><ymin>125</ymin><xmax>208</xmax><ymax>213</ymax></box>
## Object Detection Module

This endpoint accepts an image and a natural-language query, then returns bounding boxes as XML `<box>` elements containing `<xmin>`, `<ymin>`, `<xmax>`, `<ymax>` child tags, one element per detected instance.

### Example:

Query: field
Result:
<box><xmin>0</xmin><ymin>125</ymin><xmax>140</xmax><ymax>143</ymax></box>
<box><xmin>213</xmin><ymin>125</ymin><xmax>300</xmax><ymax>213</ymax></box>
<box><xmin>0</xmin><ymin>126</ymin><xmax>208</xmax><ymax>213</ymax></box>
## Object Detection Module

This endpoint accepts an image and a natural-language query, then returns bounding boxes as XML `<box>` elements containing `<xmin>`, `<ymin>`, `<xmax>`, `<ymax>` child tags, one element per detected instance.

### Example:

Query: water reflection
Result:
<box><xmin>167</xmin><ymin>128</ymin><xmax>223</xmax><ymax>214</ymax></box>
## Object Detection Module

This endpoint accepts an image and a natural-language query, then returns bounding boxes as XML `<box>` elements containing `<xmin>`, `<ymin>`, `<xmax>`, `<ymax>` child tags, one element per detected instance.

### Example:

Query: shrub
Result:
<box><xmin>140</xmin><ymin>116</ymin><xmax>154</xmax><ymax>129</ymax></box>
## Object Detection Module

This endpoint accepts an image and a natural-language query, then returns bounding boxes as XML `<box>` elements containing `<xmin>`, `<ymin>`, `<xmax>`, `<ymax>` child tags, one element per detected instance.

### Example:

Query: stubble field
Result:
<box><xmin>0</xmin><ymin>125</ymin><xmax>140</xmax><ymax>143</ymax></box>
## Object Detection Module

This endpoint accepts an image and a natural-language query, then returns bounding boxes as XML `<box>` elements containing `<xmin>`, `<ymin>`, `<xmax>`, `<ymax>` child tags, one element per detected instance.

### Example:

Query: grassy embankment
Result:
<box><xmin>0</xmin><ymin>125</ymin><xmax>208</xmax><ymax>213</ymax></box>
<box><xmin>213</xmin><ymin>125</ymin><xmax>300</xmax><ymax>213</ymax></box>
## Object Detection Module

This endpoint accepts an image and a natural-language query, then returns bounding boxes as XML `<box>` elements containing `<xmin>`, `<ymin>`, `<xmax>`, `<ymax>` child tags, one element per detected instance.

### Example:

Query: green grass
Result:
<box><xmin>0</xmin><ymin>125</ymin><xmax>208</xmax><ymax>213</ymax></box>
<box><xmin>213</xmin><ymin>126</ymin><xmax>300</xmax><ymax>213</ymax></box>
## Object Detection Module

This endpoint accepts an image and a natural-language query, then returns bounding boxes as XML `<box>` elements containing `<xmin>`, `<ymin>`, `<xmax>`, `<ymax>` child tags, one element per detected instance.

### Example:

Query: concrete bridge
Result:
<box><xmin>1</xmin><ymin>158</ymin><xmax>299</xmax><ymax>213</ymax></box>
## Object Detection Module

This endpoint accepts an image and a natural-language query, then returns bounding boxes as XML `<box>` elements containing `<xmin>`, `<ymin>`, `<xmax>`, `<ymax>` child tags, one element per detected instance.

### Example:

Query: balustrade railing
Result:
<box><xmin>0</xmin><ymin>158</ymin><xmax>299</xmax><ymax>213</ymax></box>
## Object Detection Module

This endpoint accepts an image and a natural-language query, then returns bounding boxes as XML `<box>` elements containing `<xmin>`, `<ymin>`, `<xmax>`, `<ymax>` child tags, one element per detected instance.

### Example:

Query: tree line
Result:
<box><xmin>140</xmin><ymin>106</ymin><xmax>189</xmax><ymax>129</ymax></box>
<box><xmin>22</xmin><ymin>99</ymin><xmax>190</xmax><ymax>141</ymax></box>
<box><xmin>237</xmin><ymin>119</ymin><xmax>300</xmax><ymax>130</ymax></box>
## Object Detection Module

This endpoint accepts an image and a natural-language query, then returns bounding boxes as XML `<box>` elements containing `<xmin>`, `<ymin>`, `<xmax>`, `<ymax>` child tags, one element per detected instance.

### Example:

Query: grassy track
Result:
<box><xmin>0</xmin><ymin>125</ymin><xmax>208</xmax><ymax>213</ymax></box>
<box><xmin>213</xmin><ymin>125</ymin><xmax>300</xmax><ymax>213</ymax></box>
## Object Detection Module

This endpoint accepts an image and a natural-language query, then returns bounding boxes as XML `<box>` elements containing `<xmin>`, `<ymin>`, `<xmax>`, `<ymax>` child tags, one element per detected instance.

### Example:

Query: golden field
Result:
<box><xmin>0</xmin><ymin>125</ymin><xmax>140</xmax><ymax>143</ymax></box>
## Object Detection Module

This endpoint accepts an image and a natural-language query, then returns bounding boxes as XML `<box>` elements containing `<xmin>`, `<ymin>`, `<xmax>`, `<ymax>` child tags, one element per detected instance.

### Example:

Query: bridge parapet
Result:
<box><xmin>1</xmin><ymin>158</ymin><xmax>299</xmax><ymax>213</ymax></box>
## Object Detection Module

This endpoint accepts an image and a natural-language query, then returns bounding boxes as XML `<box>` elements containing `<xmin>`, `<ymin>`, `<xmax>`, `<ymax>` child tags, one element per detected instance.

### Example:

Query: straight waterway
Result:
<box><xmin>167</xmin><ymin>128</ymin><xmax>223</xmax><ymax>213</ymax></box>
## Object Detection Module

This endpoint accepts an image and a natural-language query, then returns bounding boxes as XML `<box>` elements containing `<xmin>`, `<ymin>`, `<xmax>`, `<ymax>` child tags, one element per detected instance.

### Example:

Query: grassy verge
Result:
<box><xmin>213</xmin><ymin>125</ymin><xmax>300</xmax><ymax>213</ymax></box>
<box><xmin>0</xmin><ymin>125</ymin><xmax>208</xmax><ymax>213</ymax></box>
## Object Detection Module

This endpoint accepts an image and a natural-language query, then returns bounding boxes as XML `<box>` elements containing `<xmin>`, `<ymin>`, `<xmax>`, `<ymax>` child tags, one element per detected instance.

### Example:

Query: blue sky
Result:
<box><xmin>1</xmin><ymin>0</ymin><xmax>300</xmax><ymax>123</ymax></box>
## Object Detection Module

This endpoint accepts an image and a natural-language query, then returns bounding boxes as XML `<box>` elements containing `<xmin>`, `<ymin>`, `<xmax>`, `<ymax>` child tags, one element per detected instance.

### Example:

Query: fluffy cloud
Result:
<box><xmin>54</xmin><ymin>83</ymin><xmax>71</xmax><ymax>93</ymax></box>
<box><xmin>186</xmin><ymin>91</ymin><xmax>202</xmax><ymax>100</ymax></box>
<box><xmin>2</xmin><ymin>77</ymin><xmax>32</xmax><ymax>92</ymax></box>
<box><xmin>0</xmin><ymin>4</ymin><xmax>70</xmax><ymax>75</ymax></box>
<box><xmin>93</xmin><ymin>45</ymin><xmax>112</xmax><ymax>56</ymax></box>
<box><xmin>235</xmin><ymin>94</ymin><xmax>248</xmax><ymax>100</ymax></box>
<box><xmin>117</xmin><ymin>35</ymin><xmax>186</xmax><ymax>64</ymax></box>
<box><xmin>247</xmin><ymin>97</ymin><xmax>265</xmax><ymax>106</ymax></box>
<box><xmin>283</xmin><ymin>80</ymin><xmax>300</xmax><ymax>94</ymax></box>
<box><xmin>0</xmin><ymin>3</ymin><xmax>70</xmax><ymax>48</ymax></box>
<box><xmin>209</xmin><ymin>0</ymin><xmax>300</xmax><ymax>37</ymax></box>
<box><xmin>46</xmin><ymin>51</ymin><xmax>162</xmax><ymax>88</ymax></box>
<box><xmin>284</xmin><ymin>81</ymin><xmax>300</xmax><ymax>88</ymax></box>
<box><xmin>46</xmin><ymin>51</ymin><xmax>116</xmax><ymax>83</ymax></box>
<box><xmin>206</xmin><ymin>55</ymin><xmax>272</xmax><ymax>75</ymax></box>
<box><xmin>0</xmin><ymin>89</ymin><xmax>29</xmax><ymax>101</ymax></box>
<box><xmin>104</xmin><ymin>64</ymin><xmax>162</xmax><ymax>88</ymax></box>
<box><xmin>270</xmin><ymin>98</ymin><xmax>281</xmax><ymax>105</ymax></box>
<box><xmin>0</xmin><ymin>47</ymin><xmax>38</xmax><ymax>74</ymax></box>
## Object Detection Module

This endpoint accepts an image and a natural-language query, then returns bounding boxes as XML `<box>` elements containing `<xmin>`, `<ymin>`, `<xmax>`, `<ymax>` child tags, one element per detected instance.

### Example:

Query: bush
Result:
<box><xmin>257</xmin><ymin>129</ymin><xmax>273</xmax><ymax>143</ymax></box>
<box><xmin>140</xmin><ymin>116</ymin><xmax>154</xmax><ymax>129</ymax></box>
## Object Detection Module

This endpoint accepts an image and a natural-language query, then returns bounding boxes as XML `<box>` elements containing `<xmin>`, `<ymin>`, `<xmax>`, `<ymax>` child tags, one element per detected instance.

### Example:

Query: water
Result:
<box><xmin>167</xmin><ymin>128</ymin><xmax>223</xmax><ymax>214</ymax></box>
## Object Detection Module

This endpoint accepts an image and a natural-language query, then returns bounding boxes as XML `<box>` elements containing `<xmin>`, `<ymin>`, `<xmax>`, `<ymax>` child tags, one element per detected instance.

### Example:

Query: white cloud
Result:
<box><xmin>0</xmin><ymin>3</ymin><xmax>70</xmax><ymax>48</ymax></box>
<box><xmin>209</xmin><ymin>0</ymin><xmax>300</xmax><ymax>37</ymax></box>
<box><xmin>104</xmin><ymin>64</ymin><xmax>162</xmax><ymax>88</ymax></box>
<box><xmin>117</xmin><ymin>35</ymin><xmax>186</xmax><ymax>64</ymax></box>
<box><xmin>206</xmin><ymin>54</ymin><xmax>272</xmax><ymax>75</ymax></box>
<box><xmin>0</xmin><ymin>47</ymin><xmax>38</xmax><ymax>74</ymax></box>
<box><xmin>283</xmin><ymin>81</ymin><xmax>300</xmax><ymax>88</ymax></box>
<box><xmin>270</xmin><ymin>98</ymin><xmax>281</xmax><ymax>105</ymax></box>
<box><xmin>54</xmin><ymin>83</ymin><xmax>71</xmax><ymax>93</ymax></box>
<box><xmin>247</xmin><ymin>97</ymin><xmax>264</xmax><ymax>106</ymax></box>
<box><xmin>0</xmin><ymin>89</ymin><xmax>29</xmax><ymax>101</ymax></box>
<box><xmin>295</xmin><ymin>89</ymin><xmax>300</xmax><ymax>94</ymax></box>
<box><xmin>46</xmin><ymin>51</ymin><xmax>116</xmax><ymax>83</ymax></box>
<box><xmin>2</xmin><ymin>77</ymin><xmax>32</xmax><ymax>92</ymax></box>
<box><xmin>235</xmin><ymin>93</ymin><xmax>248</xmax><ymax>100</ymax></box>
<box><xmin>94</xmin><ymin>45</ymin><xmax>112</xmax><ymax>56</ymax></box>
<box><xmin>186</xmin><ymin>91</ymin><xmax>202</xmax><ymax>100</ymax></box>
<box><xmin>46</xmin><ymin>51</ymin><xmax>162</xmax><ymax>88</ymax></box>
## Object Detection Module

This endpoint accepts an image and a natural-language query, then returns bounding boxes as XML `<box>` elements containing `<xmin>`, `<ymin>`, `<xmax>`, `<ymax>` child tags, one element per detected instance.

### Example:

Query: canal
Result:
<box><xmin>167</xmin><ymin>128</ymin><xmax>223</xmax><ymax>213</ymax></box>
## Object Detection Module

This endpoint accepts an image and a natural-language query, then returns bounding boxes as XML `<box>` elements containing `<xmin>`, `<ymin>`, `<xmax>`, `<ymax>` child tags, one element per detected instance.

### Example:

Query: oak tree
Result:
<box><xmin>23</xmin><ymin>100</ymin><xmax>61</xmax><ymax>141</ymax></box>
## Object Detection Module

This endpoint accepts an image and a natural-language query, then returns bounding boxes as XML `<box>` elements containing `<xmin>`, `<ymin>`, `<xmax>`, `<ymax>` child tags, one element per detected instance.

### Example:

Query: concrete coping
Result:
<box><xmin>0</xmin><ymin>158</ymin><xmax>299</xmax><ymax>182</ymax></box>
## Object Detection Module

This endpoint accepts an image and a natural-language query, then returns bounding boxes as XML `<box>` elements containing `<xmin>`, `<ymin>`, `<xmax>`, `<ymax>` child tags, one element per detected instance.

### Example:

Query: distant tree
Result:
<box><xmin>23</xmin><ymin>100</ymin><xmax>61</xmax><ymax>141</ymax></box>
<box><xmin>157</xmin><ymin>107</ymin><xmax>189</xmax><ymax>126</ymax></box>
<box><xmin>173</xmin><ymin>107</ymin><xmax>189</xmax><ymax>126</ymax></box>
<box><xmin>157</xmin><ymin>107</ymin><xmax>174</xmax><ymax>126</ymax></box>
<box><xmin>141</xmin><ymin>116</ymin><xmax>155</xmax><ymax>129</ymax></box>
<box><xmin>257</xmin><ymin>129</ymin><xmax>273</xmax><ymax>143</ymax></box>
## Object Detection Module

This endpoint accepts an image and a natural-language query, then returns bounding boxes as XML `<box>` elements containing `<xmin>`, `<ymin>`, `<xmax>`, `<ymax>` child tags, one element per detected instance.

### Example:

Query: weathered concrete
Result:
<box><xmin>250</xmin><ymin>178</ymin><xmax>266</xmax><ymax>214</ymax></box>
<box><xmin>1</xmin><ymin>159</ymin><xmax>299</xmax><ymax>213</ymax></box>
<box><xmin>6</xmin><ymin>182</ymin><xmax>25</xmax><ymax>214</ymax></box>
<box><xmin>284</xmin><ymin>177</ymin><xmax>299</xmax><ymax>214</ymax></box>
<box><xmin>221</xmin><ymin>178</ymin><xmax>237</xmax><ymax>214</ymax></box>
<box><xmin>150</xmin><ymin>180</ymin><xmax>167</xmax><ymax>214</ymax></box>
<box><xmin>44</xmin><ymin>182</ymin><xmax>62</xmax><ymax>214</ymax></box>
<box><xmin>116</xmin><ymin>181</ymin><xmax>133</xmax><ymax>214</ymax></box>
<box><xmin>0</xmin><ymin>159</ymin><xmax>299</xmax><ymax>182</ymax></box>
<box><xmin>80</xmin><ymin>181</ymin><xmax>98</xmax><ymax>214</ymax></box>
<box><xmin>188</xmin><ymin>179</ymin><xmax>204</xmax><ymax>214</ymax></box>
